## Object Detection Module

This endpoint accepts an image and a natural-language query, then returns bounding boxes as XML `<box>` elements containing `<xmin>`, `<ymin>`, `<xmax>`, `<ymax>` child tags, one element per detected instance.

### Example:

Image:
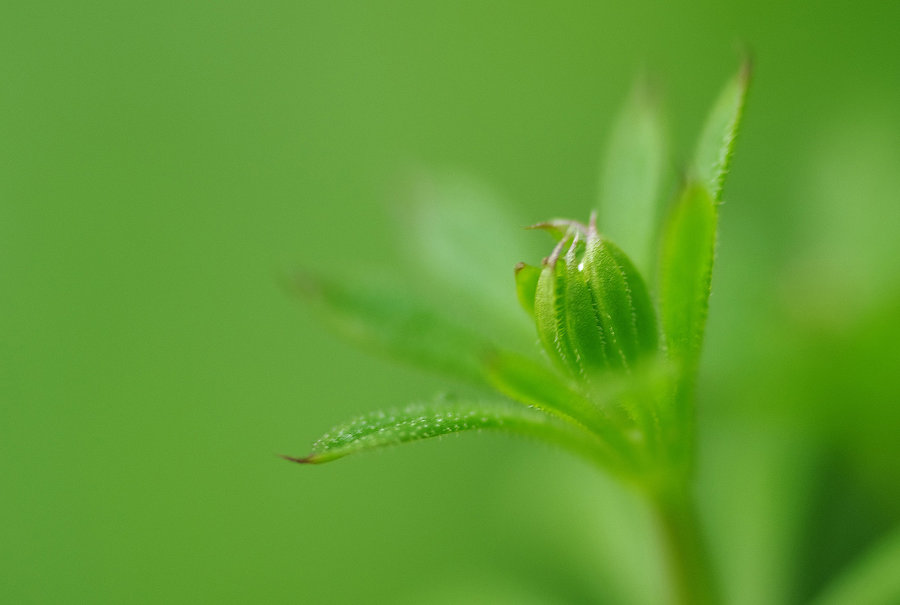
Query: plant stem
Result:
<box><xmin>651</xmin><ymin>484</ymin><xmax>720</xmax><ymax>605</ymax></box>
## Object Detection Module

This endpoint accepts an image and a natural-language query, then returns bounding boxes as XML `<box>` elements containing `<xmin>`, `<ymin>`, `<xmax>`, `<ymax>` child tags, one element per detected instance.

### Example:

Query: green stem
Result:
<box><xmin>651</xmin><ymin>484</ymin><xmax>720</xmax><ymax>605</ymax></box>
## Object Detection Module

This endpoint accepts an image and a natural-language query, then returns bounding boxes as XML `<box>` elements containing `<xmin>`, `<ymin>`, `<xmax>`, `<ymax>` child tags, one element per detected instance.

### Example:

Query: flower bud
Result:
<box><xmin>520</xmin><ymin>219</ymin><xmax>658</xmax><ymax>379</ymax></box>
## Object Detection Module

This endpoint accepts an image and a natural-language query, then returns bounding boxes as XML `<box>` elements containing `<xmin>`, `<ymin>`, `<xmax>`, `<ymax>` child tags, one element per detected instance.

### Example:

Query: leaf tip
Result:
<box><xmin>285</xmin><ymin>269</ymin><xmax>324</xmax><ymax>301</ymax></box>
<box><xmin>631</xmin><ymin>71</ymin><xmax>664</xmax><ymax>111</ymax></box>
<box><xmin>737</xmin><ymin>49</ymin><xmax>754</xmax><ymax>84</ymax></box>
<box><xmin>279</xmin><ymin>453</ymin><xmax>318</xmax><ymax>465</ymax></box>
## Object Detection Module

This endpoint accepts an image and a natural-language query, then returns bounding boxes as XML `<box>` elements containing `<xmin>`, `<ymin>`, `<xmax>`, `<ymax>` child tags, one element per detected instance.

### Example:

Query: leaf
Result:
<box><xmin>598</xmin><ymin>79</ymin><xmax>666</xmax><ymax>275</ymax></box>
<box><xmin>693</xmin><ymin>61</ymin><xmax>751</xmax><ymax>202</ymax></box>
<box><xmin>292</xmin><ymin>271</ymin><xmax>493</xmax><ymax>385</ymax></box>
<box><xmin>405</xmin><ymin>172</ymin><xmax>541</xmax><ymax>323</ymax></box>
<box><xmin>484</xmin><ymin>350</ymin><xmax>636</xmax><ymax>472</ymax></box>
<box><xmin>284</xmin><ymin>398</ymin><xmax>612</xmax><ymax>468</ymax></box>
<box><xmin>658</xmin><ymin>183</ymin><xmax>717</xmax><ymax>368</ymax></box>
<box><xmin>812</xmin><ymin>526</ymin><xmax>900</xmax><ymax>605</ymax></box>
<box><xmin>486</xmin><ymin>350</ymin><xmax>601</xmax><ymax>428</ymax></box>
<box><xmin>701</xmin><ymin>423</ymin><xmax>818</xmax><ymax>605</ymax></box>
<box><xmin>514</xmin><ymin>262</ymin><xmax>541</xmax><ymax>317</ymax></box>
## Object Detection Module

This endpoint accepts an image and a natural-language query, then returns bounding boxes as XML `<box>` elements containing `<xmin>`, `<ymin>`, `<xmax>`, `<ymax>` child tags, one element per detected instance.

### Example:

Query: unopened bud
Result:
<box><xmin>519</xmin><ymin>218</ymin><xmax>658</xmax><ymax>379</ymax></box>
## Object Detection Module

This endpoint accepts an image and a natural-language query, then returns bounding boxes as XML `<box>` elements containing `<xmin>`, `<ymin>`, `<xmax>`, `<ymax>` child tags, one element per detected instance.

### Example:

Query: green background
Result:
<box><xmin>3</xmin><ymin>1</ymin><xmax>900</xmax><ymax>603</ymax></box>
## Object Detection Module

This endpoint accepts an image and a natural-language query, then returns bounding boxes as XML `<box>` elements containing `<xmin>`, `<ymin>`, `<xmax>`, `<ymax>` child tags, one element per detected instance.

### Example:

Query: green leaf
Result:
<box><xmin>292</xmin><ymin>271</ymin><xmax>492</xmax><ymax>385</ymax></box>
<box><xmin>693</xmin><ymin>61</ymin><xmax>751</xmax><ymax>202</ymax></box>
<box><xmin>658</xmin><ymin>183</ymin><xmax>717</xmax><ymax>368</ymax></box>
<box><xmin>484</xmin><ymin>350</ymin><xmax>636</xmax><ymax>472</ymax></box>
<box><xmin>702</xmin><ymin>423</ymin><xmax>818</xmax><ymax>605</ymax></box>
<box><xmin>514</xmin><ymin>262</ymin><xmax>541</xmax><ymax>318</ymax></box>
<box><xmin>598</xmin><ymin>79</ymin><xmax>666</xmax><ymax>275</ymax></box>
<box><xmin>486</xmin><ymin>350</ymin><xmax>602</xmax><ymax>428</ymax></box>
<box><xmin>812</xmin><ymin>526</ymin><xmax>900</xmax><ymax>605</ymax></box>
<box><xmin>406</xmin><ymin>172</ymin><xmax>541</xmax><ymax>321</ymax></box>
<box><xmin>404</xmin><ymin>171</ymin><xmax>545</xmax><ymax>354</ymax></box>
<box><xmin>284</xmin><ymin>398</ymin><xmax>612</xmax><ymax>467</ymax></box>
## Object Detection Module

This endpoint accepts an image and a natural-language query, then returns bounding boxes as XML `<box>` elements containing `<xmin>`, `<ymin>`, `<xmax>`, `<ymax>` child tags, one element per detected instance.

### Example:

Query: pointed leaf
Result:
<box><xmin>403</xmin><ymin>171</ymin><xmax>544</xmax><ymax>353</ymax></box>
<box><xmin>658</xmin><ymin>183</ymin><xmax>717</xmax><ymax>368</ymax></box>
<box><xmin>406</xmin><ymin>172</ymin><xmax>540</xmax><ymax>319</ymax></box>
<box><xmin>514</xmin><ymin>262</ymin><xmax>541</xmax><ymax>317</ymax></box>
<box><xmin>598</xmin><ymin>79</ymin><xmax>666</xmax><ymax>274</ymax></box>
<box><xmin>292</xmin><ymin>271</ymin><xmax>492</xmax><ymax>385</ymax></box>
<box><xmin>693</xmin><ymin>61</ymin><xmax>751</xmax><ymax>202</ymax></box>
<box><xmin>285</xmin><ymin>398</ymin><xmax>612</xmax><ymax>468</ymax></box>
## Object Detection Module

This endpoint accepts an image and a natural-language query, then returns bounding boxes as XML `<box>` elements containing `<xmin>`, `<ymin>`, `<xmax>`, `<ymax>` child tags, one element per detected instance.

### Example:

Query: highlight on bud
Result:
<box><xmin>518</xmin><ymin>215</ymin><xmax>658</xmax><ymax>378</ymax></box>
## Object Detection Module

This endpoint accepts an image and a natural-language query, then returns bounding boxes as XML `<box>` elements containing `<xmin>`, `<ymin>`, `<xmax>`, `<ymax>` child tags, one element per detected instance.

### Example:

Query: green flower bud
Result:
<box><xmin>519</xmin><ymin>216</ymin><xmax>658</xmax><ymax>379</ymax></box>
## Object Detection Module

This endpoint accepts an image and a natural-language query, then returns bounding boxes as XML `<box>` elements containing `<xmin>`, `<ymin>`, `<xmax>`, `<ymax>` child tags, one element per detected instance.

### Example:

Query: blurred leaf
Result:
<box><xmin>790</xmin><ymin>113</ymin><xmax>900</xmax><ymax>313</ymax></box>
<box><xmin>285</xmin><ymin>398</ymin><xmax>610</xmax><ymax>466</ymax></box>
<box><xmin>700</xmin><ymin>421</ymin><xmax>818</xmax><ymax>605</ymax></box>
<box><xmin>693</xmin><ymin>61</ymin><xmax>751</xmax><ymax>201</ymax></box>
<box><xmin>405</xmin><ymin>172</ymin><xmax>539</xmax><ymax>326</ymax></box>
<box><xmin>812</xmin><ymin>526</ymin><xmax>900</xmax><ymax>605</ymax></box>
<box><xmin>598</xmin><ymin>79</ymin><xmax>666</xmax><ymax>274</ymax></box>
<box><xmin>292</xmin><ymin>271</ymin><xmax>492</xmax><ymax>385</ymax></box>
<box><xmin>658</xmin><ymin>183</ymin><xmax>717</xmax><ymax>368</ymax></box>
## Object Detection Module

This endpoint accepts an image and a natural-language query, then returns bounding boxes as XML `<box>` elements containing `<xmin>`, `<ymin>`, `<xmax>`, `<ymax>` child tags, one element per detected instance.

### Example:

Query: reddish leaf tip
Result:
<box><xmin>279</xmin><ymin>453</ymin><xmax>317</xmax><ymax>464</ymax></box>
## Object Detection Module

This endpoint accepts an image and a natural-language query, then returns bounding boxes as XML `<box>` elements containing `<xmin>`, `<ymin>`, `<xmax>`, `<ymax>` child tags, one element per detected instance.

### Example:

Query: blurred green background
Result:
<box><xmin>3</xmin><ymin>1</ymin><xmax>900</xmax><ymax>603</ymax></box>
